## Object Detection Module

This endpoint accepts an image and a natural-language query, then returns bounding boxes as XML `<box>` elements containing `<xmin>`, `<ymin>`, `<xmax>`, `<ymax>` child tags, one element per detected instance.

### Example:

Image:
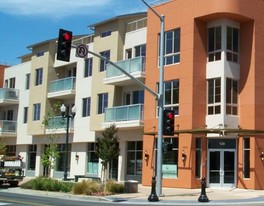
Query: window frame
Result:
<box><xmin>33</xmin><ymin>103</ymin><xmax>41</xmax><ymax>121</ymax></box>
<box><xmin>98</xmin><ymin>93</ymin><xmax>108</xmax><ymax>114</ymax></box>
<box><xmin>35</xmin><ymin>68</ymin><xmax>43</xmax><ymax>86</ymax></box>
<box><xmin>84</xmin><ymin>58</ymin><xmax>93</xmax><ymax>77</ymax></box>
<box><xmin>82</xmin><ymin>97</ymin><xmax>91</xmax><ymax>117</ymax></box>
<box><xmin>208</xmin><ymin>26</ymin><xmax>222</xmax><ymax>62</ymax></box>
<box><xmin>126</xmin><ymin>141</ymin><xmax>143</xmax><ymax>176</ymax></box>
<box><xmin>207</xmin><ymin>78</ymin><xmax>221</xmax><ymax>115</ymax></box>
<box><xmin>99</xmin><ymin>50</ymin><xmax>110</xmax><ymax>72</ymax></box>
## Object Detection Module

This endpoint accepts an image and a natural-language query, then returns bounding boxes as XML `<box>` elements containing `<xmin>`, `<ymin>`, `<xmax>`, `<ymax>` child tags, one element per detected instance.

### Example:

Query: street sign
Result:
<box><xmin>76</xmin><ymin>44</ymin><xmax>88</xmax><ymax>58</ymax></box>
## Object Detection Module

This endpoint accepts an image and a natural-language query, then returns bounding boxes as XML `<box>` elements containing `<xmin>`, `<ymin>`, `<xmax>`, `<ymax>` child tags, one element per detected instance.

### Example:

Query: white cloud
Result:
<box><xmin>0</xmin><ymin>0</ymin><xmax>112</xmax><ymax>18</ymax></box>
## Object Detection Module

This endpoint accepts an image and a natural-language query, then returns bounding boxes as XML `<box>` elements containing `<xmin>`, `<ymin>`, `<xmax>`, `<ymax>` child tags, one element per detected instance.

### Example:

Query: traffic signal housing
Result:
<box><xmin>57</xmin><ymin>29</ymin><xmax>72</xmax><ymax>62</ymax></box>
<box><xmin>163</xmin><ymin>109</ymin><xmax>175</xmax><ymax>135</ymax></box>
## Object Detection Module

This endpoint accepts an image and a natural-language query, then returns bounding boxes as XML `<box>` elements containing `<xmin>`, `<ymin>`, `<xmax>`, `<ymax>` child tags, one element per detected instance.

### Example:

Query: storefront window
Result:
<box><xmin>195</xmin><ymin>138</ymin><xmax>202</xmax><ymax>178</ymax></box>
<box><xmin>127</xmin><ymin>141</ymin><xmax>142</xmax><ymax>175</ymax></box>
<box><xmin>243</xmin><ymin>138</ymin><xmax>250</xmax><ymax>178</ymax></box>
<box><xmin>87</xmin><ymin>143</ymin><xmax>99</xmax><ymax>175</ymax></box>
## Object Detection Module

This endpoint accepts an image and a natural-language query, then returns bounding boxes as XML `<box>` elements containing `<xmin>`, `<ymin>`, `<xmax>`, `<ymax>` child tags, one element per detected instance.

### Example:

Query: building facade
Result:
<box><xmin>2</xmin><ymin>0</ymin><xmax>264</xmax><ymax>190</ymax></box>
<box><xmin>143</xmin><ymin>0</ymin><xmax>264</xmax><ymax>189</ymax></box>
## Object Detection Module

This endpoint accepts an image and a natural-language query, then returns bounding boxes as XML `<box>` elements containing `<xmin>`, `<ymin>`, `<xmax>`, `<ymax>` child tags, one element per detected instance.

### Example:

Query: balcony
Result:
<box><xmin>104</xmin><ymin>57</ymin><xmax>145</xmax><ymax>86</ymax></box>
<box><xmin>102</xmin><ymin>104</ymin><xmax>144</xmax><ymax>129</ymax></box>
<box><xmin>0</xmin><ymin>120</ymin><xmax>17</xmax><ymax>136</ymax></box>
<box><xmin>47</xmin><ymin>77</ymin><xmax>76</xmax><ymax>99</ymax></box>
<box><xmin>0</xmin><ymin>88</ymin><xmax>19</xmax><ymax>106</ymax></box>
<box><xmin>45</xmin><ymin>116</ymin><xmax>74</xmax><ymax>134</ymax></box>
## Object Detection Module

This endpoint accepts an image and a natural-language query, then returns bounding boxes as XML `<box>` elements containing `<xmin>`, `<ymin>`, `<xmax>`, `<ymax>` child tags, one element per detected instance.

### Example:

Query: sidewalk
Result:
<box><xmin>3</xmin><ymin>183</ymin><xmax>264</xmax><ymax>205</ymax></box>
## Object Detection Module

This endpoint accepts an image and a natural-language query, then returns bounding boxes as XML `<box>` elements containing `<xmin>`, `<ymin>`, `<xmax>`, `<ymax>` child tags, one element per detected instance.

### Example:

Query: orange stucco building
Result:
<box><xmin>142</xmin><ymin>0</ymin><xmax>264</xmax><ymax>189</ymax></box>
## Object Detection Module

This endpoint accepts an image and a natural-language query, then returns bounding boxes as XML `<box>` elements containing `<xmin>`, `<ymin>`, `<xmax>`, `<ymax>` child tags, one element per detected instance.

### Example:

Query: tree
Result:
<box><xmin>41</xmin><ymin>101</ymin><xmax>62</xmax><ymax>177</ymax></box>
<box><xmin>96</xmin><ymin>125</ymin><xmax>119</xmax><ymax>183</ymax></box>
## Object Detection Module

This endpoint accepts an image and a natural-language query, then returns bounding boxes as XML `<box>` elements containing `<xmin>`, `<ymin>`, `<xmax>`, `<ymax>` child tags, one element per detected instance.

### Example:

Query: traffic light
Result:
<box><xmin>163</xmin><ymin>109</ymin><xmax>175</xmax><ymax>135</ymax></box>
<box><xmin>57</xmin><ymin>29</ymin><xmax>72</xmax><ymax>62</ymax></box>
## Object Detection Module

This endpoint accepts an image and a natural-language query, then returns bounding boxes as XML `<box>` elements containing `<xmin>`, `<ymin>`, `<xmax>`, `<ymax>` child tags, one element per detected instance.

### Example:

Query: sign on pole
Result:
<box><xmin>76</xmin><ymin>44</ymin><xmax>88</xmax><ymax>58</ymax></box>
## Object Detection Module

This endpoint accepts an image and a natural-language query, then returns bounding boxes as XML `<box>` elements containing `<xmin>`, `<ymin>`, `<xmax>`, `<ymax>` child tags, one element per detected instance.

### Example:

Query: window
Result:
<box><xmin>26</xmin><ymin>74</ymin><xmax>30</xmax><ymax>90</ymax></box>
<box><xmin>243</xmin><ymin>138</ymin><xmax>250</xmax><ymax>178</ymax></box>
<box><xmin>23</xmin><ymin>107</ymin><xmax>28</xmax><ymax>123</ymax></box>
<box><xmin>56</xmin><ymin>144</ymin><xmax>71</xmax><ymax>172</ymax></box>
<box><xmin>135</xmin><ymin>44</ymin><xmax>146</xmax><ymax>57</ymax></box>
<box><xmin>9</xmin><ymin>78</ymin><xmax>16</xmax><ymax>88</ymax></box>
<box><xmin>33</xmin><ymin>103</ymin><xmax>41</xmax><ymax>121</ymax></box>
<box><xmin>127</xmin><ymin>141</ymin><xmax>143</xmax><ymax>175</ymax></box>
<box><xmin>87</xmin><ymin>143</ymin><xmax>99</xmax><ymax>175</ymax></box>
<box><xmin>36</xmin><ymin>51</ymin><xmax>45</xmax><ymax>57</ymax></box>
<box><xmin>156</xmin><ymin>138</ymin><xmax>178</xmax><ymax>178</ymax></box>
<box><xmin>226</xmin><ymin>27</ymin><xmax>239</xmax><ymax>62</ymax></box>
<box><xmin>158</xmin><ymin>80</ymin><xmax>179</xmax><ymax>115</ymax></box>
<box><xmin>163</xmin><ymin>29</ymin><xmax>180</xmax><ymax>65</ymax></box>
<box><xmin>82</xmin><ymin>97</ymin><xmax>91</xmax><ymax>117</ymax></box>
<box><xmin>101</xmin><ymin>30</ymin><xmax>112</xmax><ymax>38</ymax></box>
<box><xmin>133</xmin><ymin>90</ymin><xmax>144</xmax><ymax>104</ymax></box>
<box><xmin>195</xmin><ymin>138</ymin><xmax>202</xmax><ymax>178</ymax></box>
<box><xmin>84</xmin><ymin>58</ymin><xmax>93</xmax><ymax>77</ymax></box>
<box><xmin>6</xmin><ymin>145</ymin><xmax>16</xmax><ymax>156</ymax></box>
<box><xmin>100</xmin><ymin>50</ymin><xmax>110</xmax><ymax>72</ymax></box>
<box><xmin>98</xmin><ymin>93</ymin><xmax>108</xmax><ymax>114</ymax></box>
<box><xmin>27</xmin><ymin>145</ymin><xmax>37</xmax><ymax>170</ymax></box>
<box><xmin>207</xmin><ymin>78</ymin><xmax>221</xmax><ymax>115</ymax></box>
<box><xmin>35</xmin><ymin>68</ymin><xmax>43</xmax><ymax>86</ymax></box>
<box><xmin>126</xmin><ymin>49</ymin><xmax>132</xmax><ymax>59</ymax></box>
<box><xmin>208</xmin><ymin>26</ymin><xmax>222</xmax><ymax>62</ymax></box>
<box><xmin>226</xmin><ymin>78</ymin><xmax>238</xmax><ymax>115</ymax></box>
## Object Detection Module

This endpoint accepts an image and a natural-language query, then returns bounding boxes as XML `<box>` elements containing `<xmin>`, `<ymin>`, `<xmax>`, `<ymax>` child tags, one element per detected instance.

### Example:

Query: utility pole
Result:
<box><xmin>141</xmin><ymin>0</ymin><xmax>165</xmax><ymax>196</ymax></box>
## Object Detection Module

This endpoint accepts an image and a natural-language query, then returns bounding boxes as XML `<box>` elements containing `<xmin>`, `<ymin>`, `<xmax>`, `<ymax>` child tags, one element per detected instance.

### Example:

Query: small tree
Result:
<box><xmin>96</xmin><ymin>125</ymin><xmax>119</xmax><ymax>184</ymax></box>
<box><xmin>41</xmin><ymin>101</ymin><xmax>62</xmax><ymax>177</ymax></box>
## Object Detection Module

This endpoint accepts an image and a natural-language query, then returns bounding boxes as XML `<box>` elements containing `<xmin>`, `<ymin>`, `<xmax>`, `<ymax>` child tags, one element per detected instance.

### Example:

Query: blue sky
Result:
<box><xmin>0</xmin><ymin>0</ymin><xmax>147</xmax><ymax>65</ymax></box>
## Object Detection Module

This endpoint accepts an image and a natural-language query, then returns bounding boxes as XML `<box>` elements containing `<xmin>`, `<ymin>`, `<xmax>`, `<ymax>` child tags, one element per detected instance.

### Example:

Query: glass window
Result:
<box><xmin>100</xmin><ymin>50</ymin><xmax>110</xmax><ymax>72</ymax></box>
<box><xmin>35</xmin><ymin>68</ymin><xmax>43</xmax><ymax>86</ymax></box>
<box><xmin>226</xmin><ymin>78</ymin><xmax>238</xmax><ymax>115</ymax></box>
<box><xmin>226</xmin><ymin>27</ymin><xmax>239</xmax><ymax>62</ymax></box>
<box><xmin>127</xmin><ymin>141</ymin><xmax>143</xmax><ymax>175</ymax></box>
<box><xmin>82</xmin><ymin>97</ymin><xmax>91</xmax><ymax>117</ymax></box>
<box><xmin>9</xmin><ymin>78</ymin><xmax>16</xmax><ymax>88</ymax></box>
<box><xmin>135</xmin><ymin>44</ymin><xmax>146</xmax><ymax>57</ymax></box>
<box><xmin>27</xmin><ymin>145</ymin><xmax>37</xmax><ymax>170</ymax></box>
<box><xmin>156</xmin><ymin>138</ymin><xmax>178</xmax><ymax>178</ymax></box>
<box><xmin>87</xmin><ymin>143</ymin><xmax>99</xmax><ymax>175</ymax></box>
<box><xmin>6</xmin><ymin>145</ymin><xmax>16</xmax><ymax>156</ymax></box>
<box><xmin>195</xmin><ymin>138</ymin><xmax>202</xmax><ymax>178</ymax></box>
<box><xmin>133</xmin><ymin>90</ymin><xmax>144</xmax><ymax>104</ymax></box>
<box><xmin>98</xmin><ymin>93</ymin><xmax>108</xmax><ymax>114</ymax></box>
<box><xmin>162</xmin><ymin>28</ymin><xmax>180</xmax><ymax>65</ymax></box>
<box><xmin>84</xmin><ymin>58</ymin><xmax>93</xmax><ymax>77</ymax></box>
<box><xmin>158</xmin><ymin>80</ymin><xmax>179</xmax><ymax>115</ymax></box>
<box><xmin>207</xmin><ymin>78</ymin><xmax>221</xmax><ymax>115</ymax></box>
<box><xmin>56</xmin><ymin>144</ymin><xmax>71</xmax><ymax>172</ymax></box>
<box><xmin>26</xmin><ymin>74</ymin><xmax>30</xmax><ymax>90</ymax></box>
<box><xmin>243</xmin><ymin>138</ymin><xmax>250</xmax><ymax>178</ymax></box>
<box><xmin>23</xmin><ymin>107</ymin><xmax>28</xmax><ymax>123</ymax></box>
<box><xmin>33</xmin><ymin>103</ymin><xmax>41</xmax><ymax>121</ymax></box>
<box><xmin>208</xmin><ymin>26</ymin><xmax>222</xmax><ymax>62</ymax></box>
<box><xmin>101</xmin><ymin>30</ymin><xmax>112</xmax><ymax>38</ymax></box>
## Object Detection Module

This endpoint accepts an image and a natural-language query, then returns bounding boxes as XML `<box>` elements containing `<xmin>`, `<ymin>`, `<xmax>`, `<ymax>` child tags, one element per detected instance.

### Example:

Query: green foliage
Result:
<box><xmin>72</xmin><ymin>180</ymin><xmax>102</xmax><ymax>195</ymax></box>
<box><xmin>96</xmin><ymin>124</ymin><xmax>119</xmax><ymax>181</ymax></box>
<box><xmin>42</xmin><ymin>101</ymin><xmax>62</xmax><ymax>128</ymax></box>
<box><xmin>106</xmin><ymin>179</ymin><xmax>124</xmax><ymax>194</ymax></box>
<box><xmin>20</xmin><ymin>177</ymin><xmax>73</xmax><ymax>192</ymax></box>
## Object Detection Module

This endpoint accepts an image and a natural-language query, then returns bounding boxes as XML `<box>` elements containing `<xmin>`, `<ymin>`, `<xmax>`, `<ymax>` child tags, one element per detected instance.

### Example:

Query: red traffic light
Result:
<box><xmin>63</xmin><ymin>32</ymin><xmax>71</xmax><ymax>41</ymax></box>
<box><xmin>167</xmin><ymin>112</ymin><xmax>174</xmax><ymax>119</ymax></box>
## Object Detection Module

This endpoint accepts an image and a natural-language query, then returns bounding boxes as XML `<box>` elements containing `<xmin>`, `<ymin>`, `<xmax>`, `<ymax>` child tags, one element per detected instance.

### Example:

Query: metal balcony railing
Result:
<box><xmin>105</xmin><ymin>104</ymin><xmax>144</xmax><ymax>122</ymax></box>
<box><xmin>106</xmin><ymin>57</ymin><xmax>145</xmax><ymax>78</ymax></box>
<box><xmin>0</xmin><ymin>88</ymin><xmax>19</xmax><ymax>101</ymax></box>
<box><xmin>0</xmin><ymin>120</ymin><xmax>17</xmax><ymax>133</ymax></box>
<box><xmin>46</xmin><ymin>116</ymin><xmax>74</xmax><ymax>130</ymax></box>
<box><xmin>49</xmin><ymin>77</ymin><xmax>76</xmax><ymax>93</ymax></box>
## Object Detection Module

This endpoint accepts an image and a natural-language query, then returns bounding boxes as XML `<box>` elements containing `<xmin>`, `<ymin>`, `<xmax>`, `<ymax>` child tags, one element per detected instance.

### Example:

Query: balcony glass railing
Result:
<box><xmin>0</xmin><ymin>88</ymin><xmax>19</xmax><ymax>101</ymax></box>
<box><xmin>105</xmin><ymin>104</ymin><xmax>144</xmax><ymax>122</ymax></box>
<box><xmin>49</xmin><ymin>77</ymin><xmax>76</xmax><ymax>93</ymax></box>
<box><xmin>0</xmin><ymin>120</ymin><xmax>17</xmax><ymax>133</ymax></box>
<box><xmin>106</xmin><ymin>57</ymin><xmax>145</xmax><ymax>78</ymax></box>
<box><xmin>46</xmin><ymin>116</ymin><xmax>74</xmax><ymax>130</ymax></box>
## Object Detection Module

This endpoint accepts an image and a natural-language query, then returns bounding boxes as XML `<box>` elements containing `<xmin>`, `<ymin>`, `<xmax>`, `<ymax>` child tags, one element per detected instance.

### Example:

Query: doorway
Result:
<box><xmin>208</xmin><ymin>139</ymin><xmax>236</xmax><ymax>188</ymax></box>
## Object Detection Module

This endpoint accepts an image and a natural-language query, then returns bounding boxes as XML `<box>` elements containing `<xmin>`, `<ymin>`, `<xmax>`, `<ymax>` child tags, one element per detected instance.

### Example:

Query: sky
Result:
<box><xmin>0</xmin><ymin>0</ymin><xmax>149</xmax><ymax>65</ymax></box>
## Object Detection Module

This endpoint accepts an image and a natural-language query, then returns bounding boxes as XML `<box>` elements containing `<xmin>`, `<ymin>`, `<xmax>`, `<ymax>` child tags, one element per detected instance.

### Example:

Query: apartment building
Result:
<box><xmin>143</xmin><ymin>0</ymin><xmax>264</xmax><ymax>189</ymax></box>
<box><xmin>2</xmin><ymin>12</ymin><xmax>147</xmax><ymax>183</ymax></box>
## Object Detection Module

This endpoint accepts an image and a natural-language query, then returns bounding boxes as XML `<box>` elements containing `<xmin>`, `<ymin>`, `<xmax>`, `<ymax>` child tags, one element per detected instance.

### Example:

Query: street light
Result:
<box><xmin>60</xmin><ymin>104</ymin><xmax>76</xmax><ymax>181</ymax></box>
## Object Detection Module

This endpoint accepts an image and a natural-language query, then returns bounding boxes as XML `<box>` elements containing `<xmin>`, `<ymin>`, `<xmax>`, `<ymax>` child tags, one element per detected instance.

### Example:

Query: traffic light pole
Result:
<box><xmin>141</xmin><ymin>0</ymin><xmax>165</xmax><ymax>196</ymax></box>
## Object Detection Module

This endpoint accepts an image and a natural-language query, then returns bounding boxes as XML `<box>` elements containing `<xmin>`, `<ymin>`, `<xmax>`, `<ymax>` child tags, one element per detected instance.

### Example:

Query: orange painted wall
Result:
<box><xmin>143</xmin><ymin>0</ymin><xmax>264</xmax><ymax>189</ymax></box>
<box><xmin>0</xmin><ymin>65</ymin><xmax>8</xmax><ymax>88</ymax></box>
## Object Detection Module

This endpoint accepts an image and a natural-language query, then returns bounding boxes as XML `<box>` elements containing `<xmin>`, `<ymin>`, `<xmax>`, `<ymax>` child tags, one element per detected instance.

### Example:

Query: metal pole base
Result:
<box><xmin>198</xmin><ymin>177</ymin><xmax>209</xmax><ymax>202</ymax></box>
<box><xmin>148</xmin><ymin>176</ymin><xmax>159</xmax><ymax>202</ymax></box>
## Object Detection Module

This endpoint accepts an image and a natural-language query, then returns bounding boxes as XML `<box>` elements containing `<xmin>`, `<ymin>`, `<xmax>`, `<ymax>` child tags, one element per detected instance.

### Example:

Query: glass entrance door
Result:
<box><xmin>208</xmin><ymin>149</ymin><xmax>236</xmax><ymax>188</ymax></box>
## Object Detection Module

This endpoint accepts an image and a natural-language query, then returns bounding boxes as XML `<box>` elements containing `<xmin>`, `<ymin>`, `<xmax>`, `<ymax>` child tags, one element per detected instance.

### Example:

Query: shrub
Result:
<box><xmin>72</xmin><ymin>180</ymin><xmax>102</xmax><ymax>195</ymax></box>
<box><xmin>106</xmin><ymin>179</ymin><xmax>124</xmax><ymax>194</ymax></box>
<box><xmin>20</xmin><ymin>177</ymin><xmax>73</xmax><ymax>192</ymax></box>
